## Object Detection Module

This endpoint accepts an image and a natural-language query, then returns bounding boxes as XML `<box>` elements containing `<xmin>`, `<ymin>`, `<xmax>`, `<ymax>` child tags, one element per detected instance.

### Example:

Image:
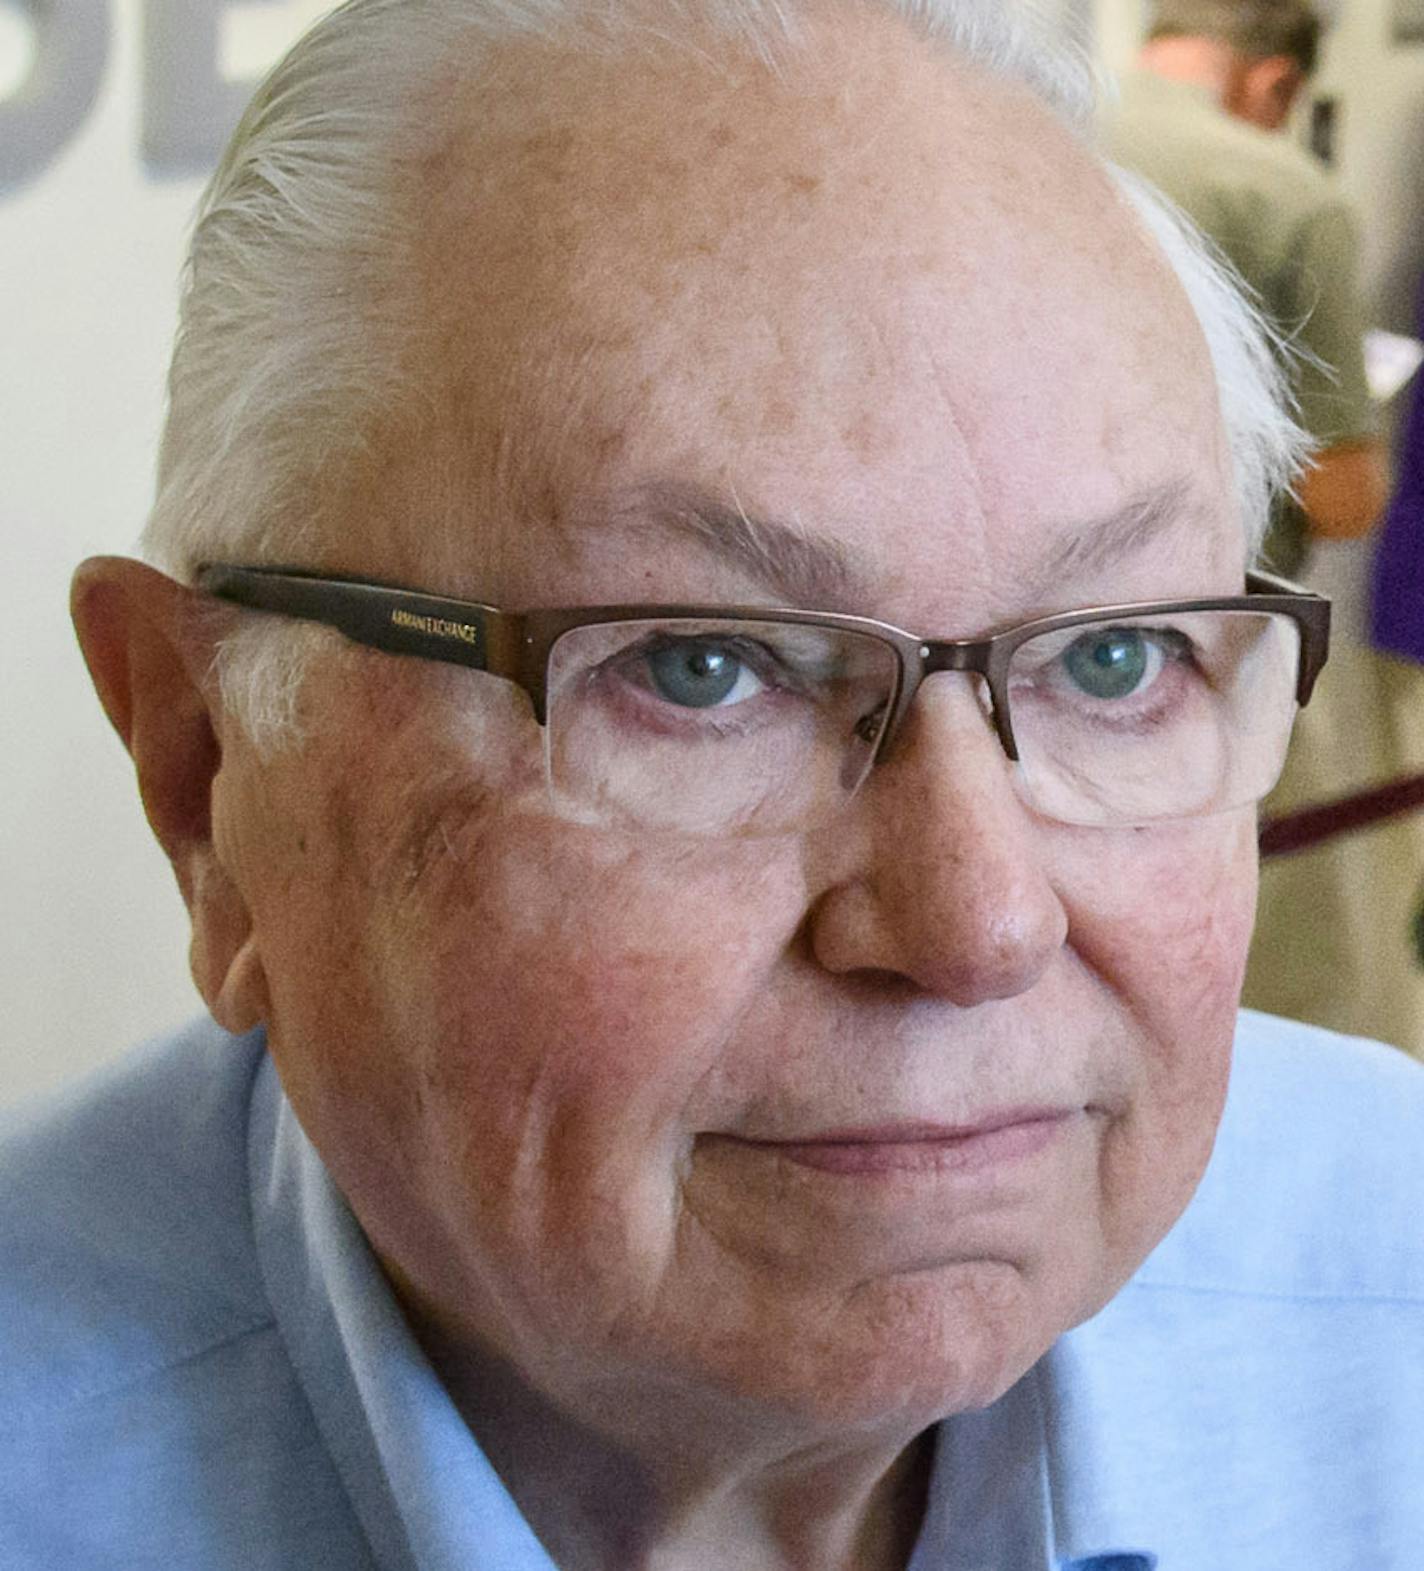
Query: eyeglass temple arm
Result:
<box><xmin>1244</xmin><ymin>568</ymin><xmax>1331</xmax><ymax>705</ymax></box>
<box><xmin>194</xmin><ymin>564</ymin><xmax>550</xmax><ymax>712</ymax></box>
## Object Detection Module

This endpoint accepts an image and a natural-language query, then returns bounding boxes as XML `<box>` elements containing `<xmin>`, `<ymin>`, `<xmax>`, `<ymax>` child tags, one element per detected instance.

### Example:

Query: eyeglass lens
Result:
<box><xmin>1010</xmin><ymin>610</ymin><xmax>1301</xmax><ymax>827</ymax></box>
<box><xmin>545</xmin><ymin>619</ymin><xmax>898</xmax><ymax>834</ymax></box>
<box><xmin>541</xmin><ymin>610</ymin><xmax>1302</xmax><ymax>835</ymax></box>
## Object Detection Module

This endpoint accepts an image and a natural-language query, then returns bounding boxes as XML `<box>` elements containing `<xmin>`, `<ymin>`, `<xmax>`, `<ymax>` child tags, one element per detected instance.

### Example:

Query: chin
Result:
<box><xmin>672</xmin><ymin>1258</ymin><xmax>1080</xmax><ymax>1435</ymax></box>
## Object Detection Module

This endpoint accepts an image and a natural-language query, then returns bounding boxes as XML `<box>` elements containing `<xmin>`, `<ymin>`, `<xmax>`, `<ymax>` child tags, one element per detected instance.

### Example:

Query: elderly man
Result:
<box><xmin>4</xmin><ymin>1</ymin><xmax>1423</xmax><ymax>1567</ymax></box>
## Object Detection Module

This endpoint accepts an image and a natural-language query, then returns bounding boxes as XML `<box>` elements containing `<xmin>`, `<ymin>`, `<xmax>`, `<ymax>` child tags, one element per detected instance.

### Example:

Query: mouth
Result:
<box><xmin>724</xmin><ymin>1109</ymin><xmax>1079</xmax><ymax>1176</ymax></box>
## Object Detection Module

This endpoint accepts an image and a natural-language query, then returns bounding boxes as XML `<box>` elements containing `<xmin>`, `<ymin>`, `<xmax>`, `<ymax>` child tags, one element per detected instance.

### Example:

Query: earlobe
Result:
<box><xmin>72</xmin><ymin>556</ymin><xmax>270</xmax><ymax>1031</ymax></box>
<box><xmin>190</xmin><ymin>862</ymin><xmax>271</xmax><ymax>1035</ymax></box>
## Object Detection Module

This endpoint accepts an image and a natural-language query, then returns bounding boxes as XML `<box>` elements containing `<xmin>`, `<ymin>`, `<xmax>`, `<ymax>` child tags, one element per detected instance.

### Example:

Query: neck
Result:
<box><xmin>413</xmin><ymin>1323</ymin><xmax>934</xmax><ymax>1571</ymax></box>
<box><xmin>1137</xmin><ymin>35</ymin><xmax>1237</xmax><ymax>106</ymax></box>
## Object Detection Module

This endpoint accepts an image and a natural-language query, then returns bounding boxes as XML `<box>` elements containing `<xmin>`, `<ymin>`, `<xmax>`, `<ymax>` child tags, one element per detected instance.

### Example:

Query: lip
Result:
<box><xmin>726</xmin><ymin>1109</ymin><xmax>1078</xmax><ymax>1176</ymax></box>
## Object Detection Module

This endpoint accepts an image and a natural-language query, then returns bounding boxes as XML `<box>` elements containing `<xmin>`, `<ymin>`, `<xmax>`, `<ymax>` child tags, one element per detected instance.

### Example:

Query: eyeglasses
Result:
<box><xmin>197</xmin><ymin>564</ymin><xmax>1329</xmax><ymax>837</ymax></box>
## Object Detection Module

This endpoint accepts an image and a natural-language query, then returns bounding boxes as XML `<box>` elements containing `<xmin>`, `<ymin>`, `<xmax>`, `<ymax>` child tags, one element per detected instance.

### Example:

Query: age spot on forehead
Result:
<box><xmin>841</xmin><ymin>412</ymin><xmax>900</xmax><ymax>467</ymax></box>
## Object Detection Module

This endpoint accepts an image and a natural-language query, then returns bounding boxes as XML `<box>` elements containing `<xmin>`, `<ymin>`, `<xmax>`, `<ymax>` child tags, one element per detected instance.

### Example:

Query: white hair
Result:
<box><xmin>143</xmin><ymin>0</ymin><xmax>1307</xmax><ymax>742</ymax></box>
<box><xmin>1107</xmin><ymin>163</ymin><xmax>1308</xmax><ymax>541</ymax></box>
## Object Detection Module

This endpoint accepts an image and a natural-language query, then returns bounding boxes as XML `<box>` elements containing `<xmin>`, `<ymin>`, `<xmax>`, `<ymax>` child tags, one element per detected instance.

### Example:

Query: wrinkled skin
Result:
<box><xmin>79</xmin><ymin>8</ymin><xmax>1259</xmax><ymax>1569</ymax></box>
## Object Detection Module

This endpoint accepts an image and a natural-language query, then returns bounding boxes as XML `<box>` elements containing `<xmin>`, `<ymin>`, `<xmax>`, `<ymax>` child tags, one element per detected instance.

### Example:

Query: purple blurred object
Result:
<box><xmin>1372</xmin><ymin>281</ymin><xmax>1424</xmax><ymax>664</ymax></box>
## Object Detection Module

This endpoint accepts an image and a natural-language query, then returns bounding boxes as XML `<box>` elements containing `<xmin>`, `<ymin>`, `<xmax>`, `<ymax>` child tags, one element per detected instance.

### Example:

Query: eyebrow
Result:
<box><xmin>595</xmin><ymin>480</ymin><xmax>863</xmax><ymax>609</ymax></box>
<box><xmin>583</xmin><ymin>474</ymin><xmax>1210</xmax><ymax>615</ymax></box>
<box><xmin>1023</xmin><ymin>479</ymin><xmax>1210</xmax><ymax>600</ymax></box>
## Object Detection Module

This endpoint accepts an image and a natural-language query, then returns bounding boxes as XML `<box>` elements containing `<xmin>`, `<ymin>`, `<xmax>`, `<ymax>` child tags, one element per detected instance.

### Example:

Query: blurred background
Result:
<box><xmin>6</xmin><ymin>0</ymin><xmax>1424</xmax><ymax>1106</ymax></box>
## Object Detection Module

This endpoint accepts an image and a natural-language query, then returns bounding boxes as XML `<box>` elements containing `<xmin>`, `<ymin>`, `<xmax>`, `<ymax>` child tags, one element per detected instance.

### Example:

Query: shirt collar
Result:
<box><xmin>913</xmin><ymin>1352</ymin><xmax>1157</xmax><ymax>1571</ymax></box>
<box><xmin>1038</xmin><ymin>1334</ymin><xmax>1160</xmax><ymax>1571</ymax></box>
<box><xmin>248</xmin><ymin>1052</ymin><xmax>558</xmax><ymax>1571</ymax></box>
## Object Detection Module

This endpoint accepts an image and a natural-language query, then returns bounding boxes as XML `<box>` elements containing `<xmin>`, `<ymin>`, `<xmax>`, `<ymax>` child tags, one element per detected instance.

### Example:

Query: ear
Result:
<box><xmin>1247</xmin><ymin>56</ymin><xmax>1305</xmax><ymax>128</ymax></box>
<box><xmin>71</xmin><ymin>557</ymin><xmax>270</xmax><ymax>1035</ymax></box>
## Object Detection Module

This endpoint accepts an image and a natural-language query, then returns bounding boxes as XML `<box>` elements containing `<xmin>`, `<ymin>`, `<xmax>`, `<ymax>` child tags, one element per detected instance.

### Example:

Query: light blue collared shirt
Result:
<box><xmin>3</xmin><ymin>1011</ymin><xmax>1422</xmax><ymax>1569</ymax></box>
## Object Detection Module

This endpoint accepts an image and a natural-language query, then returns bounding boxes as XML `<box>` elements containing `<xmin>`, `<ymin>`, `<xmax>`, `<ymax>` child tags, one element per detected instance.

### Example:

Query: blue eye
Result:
<box><xmin>1062</xmin><ymin>628</ymin><xmax>1159</xmax><ymax>701</ymax></box>
<box><xmin>645</xmin><ymin>641</ymin><xmax>753</xmax><ymax>708</ymax></box>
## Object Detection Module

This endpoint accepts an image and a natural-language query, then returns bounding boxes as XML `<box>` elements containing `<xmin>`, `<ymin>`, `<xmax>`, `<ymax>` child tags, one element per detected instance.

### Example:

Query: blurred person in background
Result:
<box><xmin>1105</xmin><ymin>0</ymin><xmax>1385</xmax><ymax>573</ymax></box>
<box><xmin>1370</xmin><ymin>267</ymin><xmax>1424</xmax><ymax>1003</ymax></box>
<box><xmin>1106</xmin><ymin>0</ymin><xmax>1419</xmax><ymax>1052</ymax></box>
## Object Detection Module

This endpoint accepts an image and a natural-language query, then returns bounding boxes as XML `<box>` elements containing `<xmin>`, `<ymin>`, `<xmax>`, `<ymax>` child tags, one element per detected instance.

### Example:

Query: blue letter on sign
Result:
<box><xmin>0</xmin><ymin>0</ymin><xmax>110</xmax><ymax>196</ymax></box>
<box><xmin>142</xmin><ymin>0</ymin><xmax>283</xmax><ymax>175</ymax></box>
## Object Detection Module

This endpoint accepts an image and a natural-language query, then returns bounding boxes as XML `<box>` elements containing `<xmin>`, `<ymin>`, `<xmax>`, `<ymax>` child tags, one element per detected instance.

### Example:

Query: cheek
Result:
<box><xmin>1066</xmin><ymin>812</ymin><xmax>1257</xmax><ymax>1032</ymax></box>
<box><xmin>354</xmin><ymin>811</ymin><xmax>811</xmax><ymax>1270</ymax></box>
<box><xmin>1056</xmin><ymin>814</ymin><xmax>1257</xmax><ymax>1272</ymax></box>
<box><xmin>390</xmin><ymin>814</ymin><xmax>801</xmax><ymax>1083</ymax></box>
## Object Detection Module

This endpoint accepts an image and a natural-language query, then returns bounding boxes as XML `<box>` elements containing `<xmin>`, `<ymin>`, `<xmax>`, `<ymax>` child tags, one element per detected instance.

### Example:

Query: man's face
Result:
<box><xmin>212</xmin><ymin>14</ymin><xmax>1254</xmax><ymax>1449</ymax></box>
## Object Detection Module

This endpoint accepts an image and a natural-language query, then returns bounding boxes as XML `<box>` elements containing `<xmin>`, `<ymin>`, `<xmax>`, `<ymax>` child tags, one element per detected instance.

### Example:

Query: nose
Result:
<box><xmin>807</xmin><ymin>674</ymin><xmax>1068</xmax><ymax>1005</ymax></box>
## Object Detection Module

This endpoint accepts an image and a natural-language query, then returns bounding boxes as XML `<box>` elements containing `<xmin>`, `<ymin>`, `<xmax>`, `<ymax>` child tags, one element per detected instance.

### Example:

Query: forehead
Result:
<box><xmin>391</xmin><ymin>8</ymin><xmax>1236</xmax><ymax>615</ymax></box>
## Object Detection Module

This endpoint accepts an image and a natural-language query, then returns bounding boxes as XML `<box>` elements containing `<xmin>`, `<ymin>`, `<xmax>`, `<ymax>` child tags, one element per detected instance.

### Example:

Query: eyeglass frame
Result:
<box><xmin>195</xmin><ymin>562</ymin><xmax>1331</xmax><ymax>770</ymax></box>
